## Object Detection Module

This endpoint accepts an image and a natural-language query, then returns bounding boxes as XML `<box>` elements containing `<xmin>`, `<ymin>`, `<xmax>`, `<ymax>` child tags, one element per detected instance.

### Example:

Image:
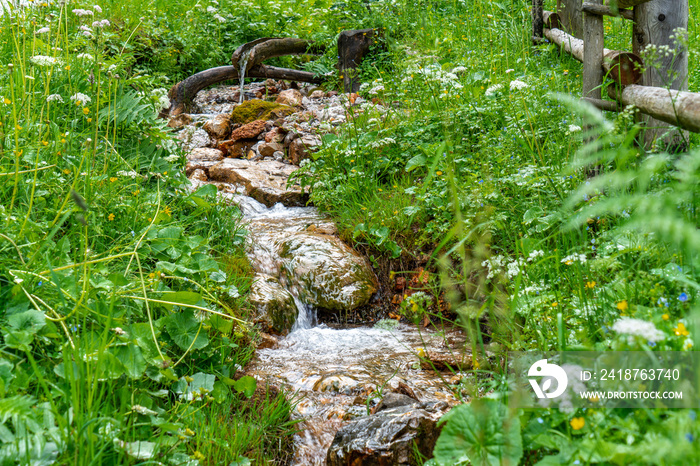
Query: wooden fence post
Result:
<box><xmin>633</xmin><ymin>0</ymin><xmax>689</xmax><ymax>150</ymax></box>
<box><xmin>557</xmin><ymin>0</ymin><xmax>584</xmax><ymax>37</ymax></box>
<box><xmin>533</xmin><ymin>0</ymin><xmax>544</xmax><ymax>44</ymax></box>
<box><xmin>583</xmin><ymin>0</ymin><xmax>604</xmax><ymax>99</ymax></box>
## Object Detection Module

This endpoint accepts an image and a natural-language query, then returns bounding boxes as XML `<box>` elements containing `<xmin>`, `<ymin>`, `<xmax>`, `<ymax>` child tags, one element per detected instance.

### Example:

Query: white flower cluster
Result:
<box><xmin>509</xmin><ymin>79</ymin><xmax>528</xmax><ymax>90</ymax></box>
<box><xmin>568</xmin><ymin>124</ymin><xmax>582</xmax><ymax>133</ymax></box>
<box><xmin>46</xmin><ymin>94</ymin><xmax>64</xmax><ymax>103</ymax></box>
<box><xmin>70</xmin><ymin>93</ymin><xmax>91</xmax><ymax>105</ymax></box>
<box><xmin>117</xmin><ymin>170</ymin><xmax>141</xmax><ymax>178</ymax></box>
<box><xmin>77</xmin><ymin>53</ymin><xmax>94</xmax><ymax>60</ymax></box>
<box><xmin>485</xmin><ymin>83</ymin><xmax>503</xmax><ymax>96</ymax></box>
<box><xmin>561</xmin><ymin>253</ymin><xmax>586</xmax><ymax>265</ymax></box>
<box><xmin>527</xmin><ymin>249</ymin><xmax>544</xmax><ymax>262</ymax></box>
<box><xmin>92</xmin><ymin>19</ymin><xmax>110</xmax><ymax>28</ymax></box>
<box><xmin>36</xmin><ymin>27</ymin><xmax>50</xmax><ymax>34</ymax></box>
<box><xmin>30</xmin><ymin>55</ymin><xmax>62</xmax><ymax>66</ymax></box>
<box><xmin>612</xmin><ymin>318</ymin><xmax>665</xmax><ymax>343</ymax></box>
<box><xmin>80</xmin><ymin>25</ymin><xmax>93</xmax><ymax>38</ymax></box>
<box><xmin>214</xmin><ymin>14</ymin><xmax>226</xmax><ymax>22</ymax></box>
<box><xmin>163</xmin><ymin>154</ymin><xmax>179</xmax><ymax>163</ymax></box>
<box><xmin>367</xmin><ymin>137</ymin><xmax>396</xmax><ymax>149</ymax></box>
<box><xmin>72</xmin><ymin>8</ymin><xmax>94</xmax><ymax>16</ymax></box>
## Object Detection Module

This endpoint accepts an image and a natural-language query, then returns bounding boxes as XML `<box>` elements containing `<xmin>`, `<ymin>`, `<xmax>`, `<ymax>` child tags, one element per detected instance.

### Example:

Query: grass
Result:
<box><xmin>0</xmin><ymin>0</ymin><xmax>699</xmax><ymax>464</ymax></box>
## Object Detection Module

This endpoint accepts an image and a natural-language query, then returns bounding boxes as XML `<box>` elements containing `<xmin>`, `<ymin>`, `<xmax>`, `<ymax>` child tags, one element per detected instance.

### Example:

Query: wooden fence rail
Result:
<box><xmin>535</xmin><ymin>0</ymin><xmax>696</xmax><ymax>150</ymax></box>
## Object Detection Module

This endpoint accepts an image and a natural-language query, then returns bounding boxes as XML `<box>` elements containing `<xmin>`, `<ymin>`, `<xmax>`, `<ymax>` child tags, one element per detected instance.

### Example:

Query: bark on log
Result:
<box><xmin>583</xmin><ymin>97</ymin><xmax>620</xmax><ymax>112</ymax></box>
<box><xmin>583</xmin><ymin>0</ymin><xmax>604</xmax><ymax>99</ymax></box>
<box><xmin>533</xmin><ymin>0</ymin><xmax>544</xmax><ymax>44</ymax></box>
<box><xmin>543</xmin><ymin>11</ymin><xmax>562</xmax><ymax>29</ymax></box>
<box><xmin>582</xmin><ymin>3</ymin><xmax>634</xmax><ymax>19</ymax></box>
<box><xmin>633</xmin><ymin>0</ymin><xmax>689</xmax><ymax>148</ymax></box>
<box><xmin>544</xmin><ymin>27</ymin><xmax>644</xmax><ymax>85</ymax></box>
<box><xmin>557</xmin><ymin>0</ymin><xmax>584</xmax><ymax>38</ymax></box>
<box><xmin>606</xmin><ymin>0</ymin><xmax>652</xmax><ymax>8</ymax></box>
<box><xmin>608</xmin><ymin>84</ymin><xmax>700</xmax><ymax>133</ymax></box>
<box><xmin>338</xmin><ymin>29</ymin><xmax>378</xmax><ymax>93</ymax></box>
<box><xmin>231</xmin><ymin>38</ymin><xmax>325</xmax><ymax>72</ymax></box>
<box><xmin>165</xmin><ymin>64</ymin><xmax>322</xmax><ymax>116</ymax></box>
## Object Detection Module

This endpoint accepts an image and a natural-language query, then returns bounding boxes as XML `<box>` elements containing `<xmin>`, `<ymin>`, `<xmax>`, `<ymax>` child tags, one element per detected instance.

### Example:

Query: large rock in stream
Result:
<box><xmin>326</xmin><ymin>395</ymin><xmax>449</xmax><ymax>466</ymax></box>
<box><xmin>248</xmin><ymin>273</ymin><xmax>298</xmax><ymax>333</ymax></box>
<box><xmin>208</xmin><ymin>158</ymin><xmax>308</xmax><ymax>207</ymax></box>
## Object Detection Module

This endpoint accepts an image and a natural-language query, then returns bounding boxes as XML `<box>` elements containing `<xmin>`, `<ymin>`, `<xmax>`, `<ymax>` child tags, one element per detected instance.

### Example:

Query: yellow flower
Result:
<box><xmin>41</xmin><ymin>141</ymin><xmax>48</xmax><ymax>146</ymax></box>
<box><xmin>551</xmin><ymin>302</ymin><xmax>558</xmax><ymax>307</ymax></box>
<box><xmin>436</xmin><ymin>170</ymin><xmax>443</xmax><ymax>176</ymax></box>
<box><xmin>662</xmin><ymin>314</ymin><xmax>669</xmax><ymax>321</ymax></box>
<box><xmin>3</xmin><ymin>98</ymin><xmax>10</xmax><ymax>104</ymax></box>
<box><xmin>164</xmin><ymin>205</ymin><xmax>172</xmax><ymax>216</ymax></box>
<box><xmin>62</xmin><ymin>168</ymin><xmax>71</xmax><ymax>175</ymax></box>
<box><xmin>193</xmin><ymin>451</ymin><xmax>205</xmax><ymax>461</ymax></box>
<box><xmin>616</xmin><ymin>300</ymin><xmax>628</xmax><ymax>311</ymax></box>
<box><xmin>108</xmin><ymin>213</ymin><xmax>115</xmax><ymax>221</ymax></box>
<box><xmin>64</xmin><ymin>65</ymin><xmax>70</xmax><ymax>71</ymax></box>
<box><xmin>570</xmin><ymin>417</ymin><xmax>585</xmax><ymax>430</ymax></box>
<box><xmin>110</xmin><ymin>177</ymin><xmax>118</xmax><ymax>182</ymax></box>
<box><xmin>184</xmin><ymin>428</ymin><xmax>195</xmax><ymax>436</ymax></box>
<box><xmin>82</xmin><ymin>107</ymin><xmax>90</xmax><ymax>114</ymax></box>
<box><xmin>87</xmin><ymin>118</ymin><xmax>92</xmax><ymax>123</ymax></box>
<box><xmin>585</xmin><ymin>281</ymin><xmax>596</xmax><ymax>289</ymax></box>
<box><xmin>674</xmin><ymin>322</ymin><xmax>689</xmax><ymax>337</ymax></box>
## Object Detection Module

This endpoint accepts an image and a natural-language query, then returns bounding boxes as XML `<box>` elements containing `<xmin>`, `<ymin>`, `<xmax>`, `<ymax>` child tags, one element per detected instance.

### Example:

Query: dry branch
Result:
<box><xmin>609</xmin><ymin>85</ymin><xmax>700</xmax><ymax>133</ymax></box>
<box><xmin>231</xmin><ymin>37</ymin><xmax>325</xmax><ymax>72</ymax></box>
<box><xmin>544</xmin><ymin>25</ymin><xmax>643</xmax><ymax>85</ymax></box>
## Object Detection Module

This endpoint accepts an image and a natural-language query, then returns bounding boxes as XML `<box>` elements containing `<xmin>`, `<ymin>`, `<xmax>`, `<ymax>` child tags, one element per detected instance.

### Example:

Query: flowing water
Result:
<box><xmin>189</xmin><ymin>87</ymin><xmax>465</xmax><ymax>465</ymax></box>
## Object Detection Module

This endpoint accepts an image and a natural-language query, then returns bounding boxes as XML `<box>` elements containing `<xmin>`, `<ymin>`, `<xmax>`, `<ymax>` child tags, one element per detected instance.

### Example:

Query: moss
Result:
<box><xmin>231</xmin><ymin>99</ymin><xmax>294</xmax><ymax>125</ymax></box>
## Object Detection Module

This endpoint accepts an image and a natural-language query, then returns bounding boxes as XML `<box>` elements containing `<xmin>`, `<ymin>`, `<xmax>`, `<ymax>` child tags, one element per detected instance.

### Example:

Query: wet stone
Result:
<box><xmin>326</xmin><ymin>401</ymin><xmax>449</xmax><ymax>466</ymax></box>
<box><xmin>202</xmin><ymin>113</ymin><xmax>232</xmax><ymax>140</ymax></box>
<box><xmin>249</xmin><ymin>274</ymin><xmax>298</xmax><ymax>334</ymax></box>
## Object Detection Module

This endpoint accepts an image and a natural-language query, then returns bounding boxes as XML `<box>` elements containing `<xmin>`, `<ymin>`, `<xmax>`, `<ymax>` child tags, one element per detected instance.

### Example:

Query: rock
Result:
<box><xmin>278</xmin><ymin>233</ymin><xmax>378</xmax><ymax>311</ymax></box>
<box><xmin>189</xmin><ymin>169</ymin><xmax>208</xmax><ymax>182</ymax></box>
<box><xmin>264</xmin><ymin>127</ymin><xmax>285</xmax><ymax>143</ymax></box>
<box><xmin>186</xmin><ymin>147</ymin><xmax>224</xmax><ymax>162</ymax></box>
<box><xmin>326</xmin><ymin>401</ymin><xmax>448</xmax><ymax>466</ymax></box>
<box><xmin>249</xmin><ymin>274</ymin><xmax>298</xmax><ymax>333</ymax></box>
<box><xmin>310</xmin><ymin>90</ymin><xmax>326</xmax><ymax>99</ymax></box>
<box><xmin>230</xmin><ymin>119</ymin><xmax>267</xmax><ymax>141</ymax></box>
<box><xmin>202</xmin><ymin>114</ymin><xmax>232</xmax><ymax>140</ymax></box>
<box><xmin>177</xmin><ymin>127</ymin><xmax>210</xmax><ymax>152</ymax></box>
<box><xmin>168</xmin><ymin>113</ymin><xmax>192</xmax><ymax>128</ymax></box>
<box><xmin>185</xmin><ymin>160</ymin><xmax>220</xmax><ymax>177</ymax></box>
<box><xmin>257</xmin><ymin>332</ymin><xmax>279</xmax><ymax>350</ymax></box>
<box><xmin>231</xmin><ymin>99</ymin><xmax>294</xmax><ymax>125</ymax></box>
<box><xmin>288</xmin><ymin>135</ymin><xmax>321</xmax><ymax>165</ymax></box>
<box><xmin>272</xmin><ymin>151</ymin><xmax>284</xmax><ymax>161</ymax></box>
<box><xmin>258</xmin><ymin>142</ymin><xmax>284</xmax><ymax>158</ymax></box>
<box><xmin>275</xmin><ymin>89</ymin><xmax>303</xmax><ymax>107</ymax></box>
<box><xmin>374</xmin><ymin>393</ymin><xmax>416</xmax><ymax>412</ymax></box>
<box><xmin>208</xmin><ymin>158</ymin><xmax>308</xmax><ymax>207</ymax></box>
<box><xmin>420</xmin><ymin>351</ymin><xmax>473</xmax><ymax>372</ymax></box>
<box><xmin>217</xmin><ymin>139</ymin><xmax>258</xmax><ymax>158</ymax></box>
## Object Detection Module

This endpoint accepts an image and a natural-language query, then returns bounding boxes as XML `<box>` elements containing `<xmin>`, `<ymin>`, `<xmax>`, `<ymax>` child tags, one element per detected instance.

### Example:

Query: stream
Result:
<box><xmin>178</xmin><ymin>82</ymin><xmax>466</xmax><ymax>465</ymax></box>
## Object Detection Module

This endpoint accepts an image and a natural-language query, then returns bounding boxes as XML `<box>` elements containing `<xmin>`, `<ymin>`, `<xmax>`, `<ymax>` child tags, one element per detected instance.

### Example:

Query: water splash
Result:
<box><xmin>238</xmin><ymin>53</ymin><xmax>249</xmax><ymax>104</ymax></box>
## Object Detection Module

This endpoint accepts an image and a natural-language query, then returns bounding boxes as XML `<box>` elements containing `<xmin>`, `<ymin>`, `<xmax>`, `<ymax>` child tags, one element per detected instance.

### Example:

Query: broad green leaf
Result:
<box><xmin>164</xmin><ymin>291</ymin><xmax>202</xmax><ymax>306</ymax></box>
<box><xmin>433</xmin><ymin>399</ymin><xmax>522</xmax><ymax>466</ymax></box>
<box><xmin>405</xmin><ymin>154</ymin><xmax>427</xmax><ymax>172</ymax></box>
<box><xmin>113</xmin><ymin>344</ymin><xmax>147</xmax><ymax>378</ymax></box>
<box><xmin>233</xmin><ymin>376</ymin><xmax>257</xmax><ymax>398</ymax></box>
<box><xmin>3</xmin><ymin>330</ymin><xmax>33</xmax><ymax>351</ymax></box>
<box><xmin>164</xmin><ymin>310</ymin><xmax>209</xmax><ymax>351</ymax></box>
<box><xmin>7</xmin><ymin>309</ymin><xmax>46</xmax><ymax>333</ymax></box>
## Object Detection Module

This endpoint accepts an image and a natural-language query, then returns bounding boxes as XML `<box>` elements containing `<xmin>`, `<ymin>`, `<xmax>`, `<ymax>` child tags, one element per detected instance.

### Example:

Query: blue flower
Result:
<box><xmin>37</xmin><ymin>281</ymin><xmax>43</xmax><ymax>287</ymax></box>
<box><xmin>686</xmin><ymin>433</ymin><xmax>694</xmax><ymax>442</ymax></box>
<box><xmin>678</xmin><ymin>292</ymin><xmax>689</xmax><ymax>302</ymax></box>
<box><xmin>658</xmin><ymin>297</ymin><xmax>669</xmax><ymax>307</ymax></box>
<box><xmin>689</xmin><ymin>410</ymin><xmax>697</xmax><ymax>421</ymax></box>
<box><xmin>537</xmin><ymin>417</ymin><xmax>544</xmax><ymax>424</ymax></box>
<box><xmin>648</xmin><ymin>341</ymin><xmax>656</xmax><ymax>347</ymax></box>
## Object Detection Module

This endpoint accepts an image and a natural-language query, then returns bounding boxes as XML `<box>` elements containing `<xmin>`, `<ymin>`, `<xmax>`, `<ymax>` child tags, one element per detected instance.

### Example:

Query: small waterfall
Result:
<box><xmin>238</xmin><ymin>53</ymin><xmax>249</xmax><ymax>104</ymax></box>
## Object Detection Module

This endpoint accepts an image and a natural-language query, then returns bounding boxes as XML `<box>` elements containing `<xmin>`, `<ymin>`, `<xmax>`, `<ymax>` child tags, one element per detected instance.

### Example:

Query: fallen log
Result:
<box><xmin>544</xmin><ymin>25</ymin><xmax>643</xmax><ymax>85</ymax></box>
<box><xmin>231</xmin><ymin>37</ymin><xmax>325</xmax><ymax>72</ymax></box>
<box><xmin>164</xmin><ymin>64</ymin><xmax>322</xmax><ymax>116</ymax></box>
<box><xmin>608</xmin><ymin>85</ymin><xmax>700</xmax><ymax>133</ymax></box>
<box><xmin>605</xmin><ymin>0</ymin><xmax>652</xmax><ymax>8</ymax></box>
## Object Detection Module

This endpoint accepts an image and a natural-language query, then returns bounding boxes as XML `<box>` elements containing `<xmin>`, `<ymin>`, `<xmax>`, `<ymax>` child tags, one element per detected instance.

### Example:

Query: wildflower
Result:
<box><xmin>72</xmin><ymin>8</ymin><xmax>94</xmax><ymax>16</ymax></box>
<box><xmin>30</xmin><ymin>55</ymin><xmax>62</xmax><ymax>66</ymax></box>
<box><xmin>585</xmin><ymin>281</ymin><xmax>596</xmax><ymax>289</ymax></box>
<box><xmin>108</xmin><ymin>213</ymin><xmax>115</xmax><ymax>221</ymax></box>
<box><xmin>616</xmin><ymin>300</ymin><xmax>628</xmax><ymax>311</ymax></box>
<box><xmin>485</xmin><ymin>83</ymin><xmax>503</xmax><ymax>96</ymax></box>
<box><xmin>193</xmin><ymin>451</ymin><xmax>205</xmax><ymax>461</ymax></box>
<box><xmin>612</xmin><ymin>317</ymin><xmax>665</xmax><ymax>342</ymax></box>
<box><xmin>505</xmin><ymin>68</ymin><xmax>514</xmax><ymax>73</ymax></box>
<box><xmin>163</xmin><ymin>205</ymin><xmax>172</xmax><ymax>216</ymax></box>
<box><xmin>93</xmin><ymin>5</ymin><xmax>102</xmax><ymax>13</ymax></box>
<box><xmin>117</xmin><ymin>170</ymin><xmax>140</xmax><ymax>179</ymax></box>
<box><xmin>92</xmin><ymin>19</ymin><xmax>110</xmax><ymax>28</ymax></box>
<box><xmin>509</xmin><ymin>79</ymin><xmax>528</xmax><ymax>90</ymax></box>
<box><xmin>109</xmin><ymin>177</ymin><xmax>118</xmax><ymax>182</ymax></box>
<box><xmin>2</xmin><ymin>97</ymin><xmax>10</xmax><ymax>105</ymax></box>
<box><xmin>674</xmin><ymin>322</ymin><xmax>689</xmax><ymax>337</ymax></box>
<box><xmin>662</xmin><ymin>314</ymin><xmax>670</xmax><ymax>321</ymax></box>
<box><xmin>561</xmin><ymin>254</ymin><xmax>586</xmax><ymax>265</ymax></box>
<box><xmin>435</xmin><ymin>170</ymin><xmax>443</xmax><ymax>176</ymax></box>
<box><xmin>77</xmin><ymin>53</ymin><xmax>94</xmax><ymax>60</ymax></box>
<box><xmin>568</xmin><ymin>124</ymin><xmax>582</xmax><ymax>133</ymax></box>
<box><xmin>70</xmin><ymin>93</ymin><xmax>91</xmax><ymax>105</ymax></box>
<box><xmin>658</xmin><ymin>297</ymin><xmax>669</xmax><ymax>307</ymax></box>
<box><xmin>111</xmin><ymin>327</ymin><xmax>125</xmax><ymax>335</ymax></box>
<box><xmin>527</xmin><ymin>250</ymin><xmax>544</xmax><ymax>261</ymax></box>
<box><xmin>36</xmin><ymin>27</ymin><xmax>50</xmax><ymax>34</ymax></box>
<box><xmin>131</xmin><ymin>405</ymin><xmax>157</xmax><ymax>416</ymax></box>
<box><xmin>570</xmin><ymin>417</ymin><xmax>585</xmax><ymax>430</ymax></box>
<box><xmin>63</xmin><ymin>168</ymin><xmax>71</xmax><ymax>175</ymax></box>
<box><xmin>678</xmin><ymin>292</ymin><xmax>689</xmax><ymax>302</ymax></box>
<box><xmin>46</xmin><ymin>94</ymin><xmax>64</xmax><ymax>103</ymax></box>
<box><xmin>551</xmin><ymin>302</ymin><xmax>558</xmax><ymax>307</ymax></box>
<box><xmin>82</xmin><ymin>107</ymin><xmax>90</xmax><ymax>115</ymax></box>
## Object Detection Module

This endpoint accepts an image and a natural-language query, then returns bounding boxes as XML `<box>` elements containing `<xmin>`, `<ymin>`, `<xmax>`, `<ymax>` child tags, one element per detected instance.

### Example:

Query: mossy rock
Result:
<box><xmin>231</xmin><ymin>100</ymin><xmax>294</xmax><ymax>125</ymax></box>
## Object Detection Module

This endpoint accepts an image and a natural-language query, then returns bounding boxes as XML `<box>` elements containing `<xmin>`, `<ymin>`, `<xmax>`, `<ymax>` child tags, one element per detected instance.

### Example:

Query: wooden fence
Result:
<box><xmin>532</xmin><ymin>0</ymin><xmax>699</xmax><ymax>149</ymax></box>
